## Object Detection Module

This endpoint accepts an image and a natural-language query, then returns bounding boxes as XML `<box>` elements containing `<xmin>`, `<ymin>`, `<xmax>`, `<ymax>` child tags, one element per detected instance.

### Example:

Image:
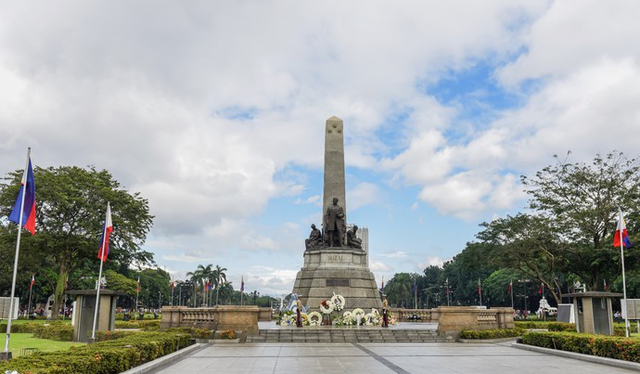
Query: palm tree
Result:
<box><xmin>212</xmin><ymin>265</ymin><xmax>227</xmax><ymax>305</ymax></box>
<box><xmin>185</xmin><ymin>270</ymin><xmax>200</xmax><ymax>307</ymax></box>
<box><xmin>218</xmin><ymin>281</ymin><xmax>234</xmax><ymax>304</ymax></box>
<box><xmin>385</xmin><ymin>273</ymin><xmax>414</xmax><ymax>307</ymax></box>
<box><xmin>195</xmin><ymin>264</ymin><xmax>213</xmax><ymax>306</ymax></box>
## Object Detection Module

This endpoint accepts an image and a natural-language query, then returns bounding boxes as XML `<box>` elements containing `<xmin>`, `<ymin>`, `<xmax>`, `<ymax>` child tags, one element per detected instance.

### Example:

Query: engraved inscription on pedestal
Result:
<box><xmin>326</xmin><ymin>279</ymin><xmax>350</xmax><ymax>287</ymax></box>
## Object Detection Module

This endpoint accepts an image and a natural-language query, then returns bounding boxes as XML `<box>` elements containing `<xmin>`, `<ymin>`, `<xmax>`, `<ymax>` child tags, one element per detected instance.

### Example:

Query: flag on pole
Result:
<box><xmin>9</xmin><ymin>157</ymin><xmax>36</xmax><ymax>235</ymax></box>
<box><xmin>30</xmin><ymin>275</ymin><xmax>35</xmax><ymax>291</ymax></box>
<box><xmin>413</xmin><ymin>278</ymin><xmax>417</xmax><ymax>294</ymax></box>
<box><xmin>240</xmin><ymin>276</ymin><xmax>245</xmax><ymax>292</ymax></box>
<box><xmin>97</xmin><ymin>203</ymin><xmax>113</xmax><ymax>262</ymax></box>
<box><xmin>380</xmin><ymin>276</ymin><xmax>385</xmax><ymax>293</ymax></box>
<box><xmin>171</xmin><ymin>281</ymin><xmax>175</xmax><ymax>291</ymax></box>
<box><xmin>137</xmin><ymin>276</ymin><xmax>141</xmax><ymax>293</ymax></box>
<box><xmin>538</xmin><ymin>283</ymin><xmax>544</xmax><ymax>295</ymax></box>
<box><xmin>614</xmin><ymin>208</ymin><xmax>633</xmax><ymax>248</ymax></box>
<box><xmin>478</xmin><ymin>279</ymin><xmax>482</xmax><ymax>295</ymax></box>
<box><xmin>604</xmin><ymin>279</ymin><xmax>608</xmax><ymax>291</ymax></box>
<box><xmin>507</xmin><ymin>280</ymin><xmax>512</xmax><ymax>295</ymax></box>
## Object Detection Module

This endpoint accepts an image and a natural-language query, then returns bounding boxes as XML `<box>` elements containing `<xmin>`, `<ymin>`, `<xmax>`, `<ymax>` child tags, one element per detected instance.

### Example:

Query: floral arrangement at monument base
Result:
<box><xmin>331</xmin><ymin>294</ymin><xmax>345</xmax><ymax>312</ymax></box>
<box><xmin>320</xmin><ymin>299</ymin><xmax>335</xmax><ymax>314</ymax></box>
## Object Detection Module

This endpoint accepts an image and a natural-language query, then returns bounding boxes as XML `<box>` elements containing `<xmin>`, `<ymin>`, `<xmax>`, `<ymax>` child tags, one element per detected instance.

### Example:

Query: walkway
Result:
<box><xmin>149</xmin><ymin>342</ymin><xmax>637</xmax><ymax>374</ymax></box>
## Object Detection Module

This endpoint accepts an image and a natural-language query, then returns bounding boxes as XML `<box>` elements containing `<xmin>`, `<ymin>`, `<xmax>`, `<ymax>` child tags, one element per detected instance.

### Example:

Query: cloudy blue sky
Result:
<box><xmin>2</xmin><ymin>1</ymin><xmax>640</xmax><ymax>296</ymax></box>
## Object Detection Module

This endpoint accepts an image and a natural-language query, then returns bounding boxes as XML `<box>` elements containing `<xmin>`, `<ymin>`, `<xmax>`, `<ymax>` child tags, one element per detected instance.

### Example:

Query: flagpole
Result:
<box><xmin>620</xmin><ymin>208</ymin><xmax>630</xmax><ymax>338</ymax></box>
<box><xmin>171</xmin><ymin>282</ymin><xmax>174</xmax><ymax>307</ymax></box>
<box><xmin>510</xmin><ymin>280</ymin><xmax>514</xmax><ymax>309</ymax></box>
<box><xmin>135</xmin><ymin>277</ymin><xmax>140</xmax><ymax>320</ymax></box>
<box><xmin>27</xmin><ymin>277</ymin><xmax>34</xmax><ymax>317</ymax></box>
<box><xmin>479</xmin><ymin>279</ymin><xmax>482</xmax><ymax>306</ymax></box>
<box><xmin>4</xmin><ymin>148</ymin><xmax>31</xmax><ymax>355</ymax></box>
<box><xmin>91</xmin><ymin>202</ymin><xmax>110</xmax><ymax>342</ymax></box>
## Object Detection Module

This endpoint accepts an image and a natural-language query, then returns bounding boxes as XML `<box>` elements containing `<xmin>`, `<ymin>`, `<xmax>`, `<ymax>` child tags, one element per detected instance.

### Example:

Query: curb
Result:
<box><xmin>119</xmin><ymin>343</ymin><xmax>204</xmax><ymax>374</ymax></box>
<box><xmin>511</xmin><ymin>343</ymin><xmax>640</xmax><ymax>372</ymax></box>
<box><xmin>459</xmin><ymin>337</ymin><xmax>519</xmax><ymax>343</ymax></box>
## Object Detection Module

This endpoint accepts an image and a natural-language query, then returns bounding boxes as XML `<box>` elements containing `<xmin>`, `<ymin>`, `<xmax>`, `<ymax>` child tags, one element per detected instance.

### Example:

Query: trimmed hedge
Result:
<box><xmin>460</xmin><ymin>327</ymin><xmax>525</xmax><ymax>339</ymax></box>
<box><xmin>515</xmin><ymin>321</ymin><xmax>576</xmax><ymax>331</ymax></box>
<box><xmin>523</xmin><ymin>331</ymin><xmax>640</xmax><ymax>362</ymax></box>
<box><xmin>0</xmin><ymin>331</ymin><xmax>193</xmax><ymax>374</ymax></box>
<box><xmin>114</xmin><ymin>320</ymin><xmax>160</xmax><ymax>330</ymax></box>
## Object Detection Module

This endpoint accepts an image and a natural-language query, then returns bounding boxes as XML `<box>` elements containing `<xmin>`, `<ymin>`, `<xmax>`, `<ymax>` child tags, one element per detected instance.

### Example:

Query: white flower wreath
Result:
<box><xmin>320</xmin><ymin>300</ymin><xmax>335</xmax><ymax>314</ymax></box>
<box><xmin>308</xmin><ymin>311</ymin><xmax>323</xmax><ymax>326</ymax></box>
<box><xmin>331</xmin><ymin>294</ymin><xmax>346</xmax><ymax>311</ymax></box>
<box><xmin>352</xmin><ymin>308</ymin><xmax>366</xmax><ymax>319</ymax></box>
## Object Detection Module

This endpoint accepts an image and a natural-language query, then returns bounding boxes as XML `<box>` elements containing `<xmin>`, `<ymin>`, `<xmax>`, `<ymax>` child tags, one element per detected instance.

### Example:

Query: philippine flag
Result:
<box><xmin>97</xmin><ymin>202</ymin><xmax>114</xmax><ymax>262</ymax></box>
<box><xmin>9</xmin><ymin>156</ymin><xmax>36</xmax><ymax>235</ymax></box>
<box><xmin>240</xmin><ymin>276</ymin><xmax>245</xmax><ymax>292</ymax></box>
<box><xmin>30</xmin><ymin>275</ymin><xmax>35</xmax><ymax>290</ymax></box>
<box><xmin>614</xmin><ymin>208</ymin><xmax>633</xmax><ymax>248</ymax></box>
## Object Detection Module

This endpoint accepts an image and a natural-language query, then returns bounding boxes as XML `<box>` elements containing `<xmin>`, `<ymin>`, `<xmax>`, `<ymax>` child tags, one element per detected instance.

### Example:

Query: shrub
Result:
<box><xmin>514</xmin><ymin>321</ymin><xmax>576</xmax><ymax>332</ymax></box>
<box><xmin>459</xmin><ymin>328</ymin><xmax>525</xmax><ymax>340</ymax></box>
<box><xmin>0</xmin><ymin>331</ymin><xmax>193</xmax><ymax>374</ymax></box>
<box><xmin>220</xmin><ymin>329</ymin><xmax>236</xmax><ymax>339</ymax></box>
<box><xmin>547</xmin><ymin>322</ymin><xmax>576</xmax><ymax>332</ymax></box>
<box><xmin>163</xmin><ymin>327</ymin><xmax>213</xmax><ymax>339</ymax></box>
<box><xmin>33</xmin><ymin>324</ymin><xmax>74</xmax><ymax>341</ymax></box>
<box><xmin>523</xmin><ymin>331</ymin><xmax>640</xmax><ymax>362</ymax></box>
<box><xmin>114</xmin><ymin>320</ymin><xmax>160</xmax><ymax>330</ymax></box>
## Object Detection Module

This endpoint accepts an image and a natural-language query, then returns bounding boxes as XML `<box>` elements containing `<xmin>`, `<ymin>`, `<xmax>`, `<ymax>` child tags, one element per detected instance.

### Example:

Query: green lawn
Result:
<box><xmin>3</xmin><ymin>318</ymin><xmax>72</xmax><ymax>325</ymax></box>
<box><xmin>0</xmin><ymin>333</ymin><xmax>84</xmax><ymax>356</ymax></box>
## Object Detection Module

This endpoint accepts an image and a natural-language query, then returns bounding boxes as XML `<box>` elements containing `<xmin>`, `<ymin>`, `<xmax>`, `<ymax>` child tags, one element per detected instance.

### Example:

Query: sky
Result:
<box><xmin>1</xmin><ymin>1</ymin><xmax>640</xmax><ymax>296</ymax></box>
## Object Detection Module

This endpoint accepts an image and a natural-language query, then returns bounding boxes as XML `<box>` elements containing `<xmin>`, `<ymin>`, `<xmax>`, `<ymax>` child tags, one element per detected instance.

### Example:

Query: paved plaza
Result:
<box><xmin>149</xmin><ymin>342</ymin><xmax>636</xmax><ymax>374</ymax></box>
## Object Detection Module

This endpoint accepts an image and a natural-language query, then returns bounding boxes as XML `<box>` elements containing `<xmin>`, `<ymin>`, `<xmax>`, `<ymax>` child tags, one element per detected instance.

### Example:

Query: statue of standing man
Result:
<box><xmin>324</xmin><ymin>197</ymin><xmax>345</xmax><ymax>247</ymax></box>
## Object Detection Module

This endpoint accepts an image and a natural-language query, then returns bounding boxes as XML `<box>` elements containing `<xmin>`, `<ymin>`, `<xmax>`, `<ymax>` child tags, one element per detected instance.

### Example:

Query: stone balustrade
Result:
<box><xmin>161</xmin><ymin>305</ymin><xmax>260</xmax><ymax>333</ymax></box>
<box><xmin>390</xmin><ymin>308</ymin><xmax>437</xmax><ymax>322</ymax></box>
<box><xmin>436</xmin><ymin>306</ymin><xmax>514</xmax><ymax>338</ymax></box>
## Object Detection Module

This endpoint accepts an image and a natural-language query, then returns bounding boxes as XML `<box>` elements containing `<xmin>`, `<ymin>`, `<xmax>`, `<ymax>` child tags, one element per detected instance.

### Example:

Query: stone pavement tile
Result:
<box><xmin>149</xmin><ymin>342</ymin><xmax>639</xmax><ymax>374</ymax></box>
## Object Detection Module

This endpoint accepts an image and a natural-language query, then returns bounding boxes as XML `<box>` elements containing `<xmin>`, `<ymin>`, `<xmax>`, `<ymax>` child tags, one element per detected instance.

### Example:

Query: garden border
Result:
<box><xmin>511</xmin><ymin>342</ymin><xmax>640</xmax><ymax>372</ymax></box>
<box><xmin>119</xmin><ymin>343</ymin><xmax>205</xmax><ymax>374</ymax></box>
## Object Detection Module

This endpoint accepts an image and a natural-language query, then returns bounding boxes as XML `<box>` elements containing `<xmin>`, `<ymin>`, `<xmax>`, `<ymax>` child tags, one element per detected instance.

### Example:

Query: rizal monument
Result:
<box><xmin>292</xmin><ymin>116</ymin><xmax>383</xmax><ymax>310</ymax></box>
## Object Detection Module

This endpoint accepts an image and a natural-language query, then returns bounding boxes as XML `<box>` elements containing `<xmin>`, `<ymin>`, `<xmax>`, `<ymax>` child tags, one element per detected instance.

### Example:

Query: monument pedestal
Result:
<box><xmin>292</xmin><ymin>248</ymin><xmax>382</xmax><ymax>311</ymax></box>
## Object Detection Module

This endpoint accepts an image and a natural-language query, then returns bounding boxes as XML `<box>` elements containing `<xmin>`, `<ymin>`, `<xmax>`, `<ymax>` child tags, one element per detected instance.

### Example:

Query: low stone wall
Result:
<box><xmin>259</xmin><ymin>307</ymin><xmax>273</xmax><ymax>321</ymax></box>
<box><xmin>161</xmin><ymin>305</ymin><xmax>260</xmax><ymax>334</ymax></box>
<box><xmin>390</xmin><ymin>308</ymin><xmax>437</xmax><ymax>323</ymax></box>
<box><xmin>436</xmin><ymin>307</ymin><xmax>514</xmax><ymax>338</ymax></box>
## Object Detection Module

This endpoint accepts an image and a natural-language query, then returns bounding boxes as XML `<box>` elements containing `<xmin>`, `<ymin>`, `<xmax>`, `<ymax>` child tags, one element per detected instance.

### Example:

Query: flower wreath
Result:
<box><xmin>331</xmin><ymin>294</ymin><xmax>346</xmax><ymax>311</ymax></box>
<box><xmin>352</xmin><ymin>308</ymin><xmax>366</xmax><ymax>320</ymax></box>
<box><xmin>308</xmin><ymin>311</ymin><xmax>323</xmax><ymax>326</ymax></box>
<box><xmin>320</xmin><ymin>300</ymin><xmax>335</xmax><ymax>314</ymax></box>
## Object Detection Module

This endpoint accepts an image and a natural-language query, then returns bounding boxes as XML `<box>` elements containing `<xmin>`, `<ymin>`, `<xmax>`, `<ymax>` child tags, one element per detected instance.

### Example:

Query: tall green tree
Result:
<box><xmin>477</xmin><ymin>214</ymin><xmax>565</xmax><ymax>304</ymax></box>
<box><xmin>0</xmin><ymin>166</ymin><xmax>154</xmax><ymax>318</ymax></box>
<box><xmin>521</xmin><ymin>151</ymin><xmax>640</xmax><ymax>289</ymax></box>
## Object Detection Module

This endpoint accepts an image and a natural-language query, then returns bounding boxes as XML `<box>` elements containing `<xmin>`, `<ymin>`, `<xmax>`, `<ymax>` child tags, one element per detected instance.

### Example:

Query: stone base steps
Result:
<box><xmin>246</xmin><ymin>329</ymin><xmax>447</xmax><ymax>343</ymax></box>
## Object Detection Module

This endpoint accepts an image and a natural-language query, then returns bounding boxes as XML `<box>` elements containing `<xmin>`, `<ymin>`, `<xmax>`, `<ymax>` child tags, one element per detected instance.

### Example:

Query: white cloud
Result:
<box><xmin>370</xmin><ymin>260</ymin><xmax>392</xmax><ymax>272</ymax></box>
<box><xmin>347</xmin><ymin>182</ymin><xmax>381</xmax><ymax>211</ymax></box>
<box><xmin>246</xmin><ymin>266</ymin><xmax>299</xmax><ymax>296</ymax></box>
<box><xmin>419</xmin><ymin>256</ymin><xmax>447</xmax><ymax>269</ymax></box>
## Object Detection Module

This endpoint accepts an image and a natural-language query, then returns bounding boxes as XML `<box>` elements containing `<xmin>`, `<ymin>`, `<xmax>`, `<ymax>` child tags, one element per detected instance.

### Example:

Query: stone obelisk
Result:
<box><xmin>292</xmin><ymin>116</ymin><xmax>382</xmax><ymax>312</ymax></box>
<box><xmin>323</xmin><ymin>116</ymin><xmax>347</xmax><ymax>229</ymax></box>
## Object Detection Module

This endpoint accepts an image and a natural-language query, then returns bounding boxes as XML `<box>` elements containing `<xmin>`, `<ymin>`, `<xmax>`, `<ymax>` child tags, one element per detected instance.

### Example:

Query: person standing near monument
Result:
<box><xmin>296</xmin><ymin>298</ymin><xmax>303</xmax><ymax>327</ymax></box>
<box><xmin>324</xmin><ymin>197</ymin><xmax>345</xmax><ymax>247</ymax></box>
<box><xmin>382</xmin><ymin>296</ymin><xmax>389</xmax><ymax>327</ymax></box>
